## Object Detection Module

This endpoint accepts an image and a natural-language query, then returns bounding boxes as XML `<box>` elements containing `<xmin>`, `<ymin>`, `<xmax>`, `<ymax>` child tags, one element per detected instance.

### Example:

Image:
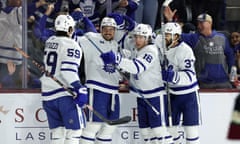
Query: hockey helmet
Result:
<box><xmin>54</xmin><ymin>14</ymin><xmax>75</xmax><ymax>32</ymax></box>
<box><xmin>107</xmin><ymin>13</ymin><xmax>125</xmax><ymax>30</ymax></box>
<box><xmin>133</xmin><ymin>24</ymin><xmax>152</xmax><ymax>38</ymax></box>
<box><xmin>100</xmin><ymin>17</ymin><xmax>117</xmax><ymax>29</ymax></box>
<box><xmin>164</xmin><ymin>22</ymin><xmax>182</xmax><ymax>35</ymax></box>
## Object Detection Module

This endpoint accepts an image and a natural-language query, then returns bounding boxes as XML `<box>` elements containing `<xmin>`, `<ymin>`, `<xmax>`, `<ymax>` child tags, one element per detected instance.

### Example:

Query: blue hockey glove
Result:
<box><xmin>108</xmin><ymin>13</ymin><xmax>125</xmax><ymax>30</ymax></box>
<box><xmin>71</xmin><ymin>11</ymin><xmax>84</xmax><ymax>21</ymax></box>
<box><xmin>122</xmin><ymin>15</ymin><xmax>136</xmax><ymax>31</ymax></box>
<box><xmin>100</xmin><ymin>50</ymin><xmax>116</xmax><ymax>65</ymax></box>
<box><xmin>162</xmin><ymin>65</ymin><xmax>179</xmax><ymax>84</ymax></box>
<box><xmin>71</xmin><ymin>81</ymin><xmax>88</xmax><ymax>107</ymax></box>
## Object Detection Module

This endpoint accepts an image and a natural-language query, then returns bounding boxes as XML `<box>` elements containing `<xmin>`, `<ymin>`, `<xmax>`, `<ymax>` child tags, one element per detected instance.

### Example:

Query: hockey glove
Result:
<box><xmin>108</xmin><ymin>13</ymin><xmax>125</xmax><ymax>30</ymax></box>
<box><xmin>162</xmin><ymin>65</ymin><xmax>180</xmax><ymax>84</ymax></box>
<box><xmin>123</xmin><ymin>15</ymin><xmax>136</xmax><ymax>31</ymax></box>
<box><xmin>71</xmin><ymin>81</ymin><xmax>88</xmax><ymax>107</ymax></box>
<box><xmin>71</xmin><ymin>11</ymin><xmax>84</xmax><ymax>22</ymax></box>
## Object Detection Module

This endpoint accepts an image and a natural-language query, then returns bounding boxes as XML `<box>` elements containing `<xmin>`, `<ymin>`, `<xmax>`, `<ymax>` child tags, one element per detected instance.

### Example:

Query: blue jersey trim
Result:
<box><xmin>134</xmin><ymin>58</ymin><xmax>146</xmax><ymax>71</ymax></box>
<box><xmin>130</xmin><ymin>86</ymin><xmax>165</xmax><ymax>94</ymax></box>
<box><xmin>60</xmin><ymin>68</ymin><xmax>77</xmax><ymax>73</ymax></box>
<box><xmin>133</xmin><ymin>58</ymin><xmax>140</xmax><ymax>74</ymax></box>
<box><xmin>170</xmin><ymin>82</ymin><xmax>198</xmax><ymax>91</ymax></box>
<box><xmin>62</xmin><ymin>61</ymin><xmax>79</xmax><ymax>66</ymax></box>
<box><xmin>96</xmin><ymin>137</ymin><xmax>112</xmax><ymax>142</ymax></box>
<box><xmin>81</xmin><ymin>136</ymin><xmax>95</xmax><ymax>142</ymax></box>
<box><xmin>0</xmin><ymin>45</ymin><xmax>18</xmax><ymax>51</ymax></box>
<box><xmin>0</xmin><ymin>55</ymin><xmax>22</xmax><ymax>61</ymax></box>
<box><xmin>86</xmin><ymin>80</ymin><xmax>119</xmax><ymax>90</ymax></box>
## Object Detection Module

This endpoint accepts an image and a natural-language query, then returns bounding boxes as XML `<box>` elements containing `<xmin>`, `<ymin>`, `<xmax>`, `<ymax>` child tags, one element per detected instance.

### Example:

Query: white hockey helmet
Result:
<box><xmin>133</xmin><ymin>24</ymin><xmax>152</xmax><ymax>38</ymax></box>
<box><xmin>54</xmin><ymin>14</ymin><xmax>75</xmax><ymax>32</ymax></box>
<box><xmin>164</xmin><ymin>22</ymin><xmax>182</xmax><ymax>35</ymax></box>
<box><xmin>100</xmin><ymin>17</ymin><xmax>117</xmax><ymax>29</ymax></box>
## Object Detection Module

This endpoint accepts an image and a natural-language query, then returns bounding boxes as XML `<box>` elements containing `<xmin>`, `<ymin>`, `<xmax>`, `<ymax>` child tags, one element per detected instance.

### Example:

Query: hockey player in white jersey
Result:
<box><xmin>100</xmin><ymin>23</ymin><xmax>173</xmax><ymax>144</ymax></box>
<box><xmin>40</xmin><ymin>14</ymin><xmax>88</xmax><ymax>144</ymax></box>
<box><xmin>155</xmin><ymin>22</ymin><xmax>201</xmax><ymax>144</ymax></box>
<box><xmin>76</xmin><ymin>17</ymin><xmax>121</xmax><ymax>144</ymax></box>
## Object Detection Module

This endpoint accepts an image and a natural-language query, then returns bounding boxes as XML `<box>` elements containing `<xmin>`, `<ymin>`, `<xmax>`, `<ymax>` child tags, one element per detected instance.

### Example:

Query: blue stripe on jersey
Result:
<box><xmin>0</xmin><ymin>45</ymin><xmax>18</xmax><ymax>51</ymax></box>
<box><xmin>182</xmin><ymin>69</ymin><xmax>196</xmax><ymax>82</ymax></box>
<box><xmin>185</xmin><ymin>70</ymin><xmax>192</xmax><ymax>81</ymax></box>
<box><xmin>81</xmin><ymin>136</ymin><xmax>95</xmax><ymax>142</ymax></box>
<box><xmin>42</xmin><ymin>88</ymin><xmax>66</xmax><ymax>96</ymax></box>
<box><xmin>96</xmin><ymin>137</ymin><xmax>112</xmax><ymax>142</ymax></box>
<box><xmin>133</xmin><ymin>58</ymin><xmax>140</xmax><ymax>73</ymax></box>
<box><xmin>130</xmin><ymin>86</ymin><xmax>165</xmax><ymax>94</ymax></box>
<box><xmin>0</xmin><ymin>55</ymin><xmax>22</xmax><ymax>61</ymax></box>
<box><xmin>170</xmin><ymin>82</ymin><xmax>198</xmax><ymax>91</ymax></box>
<box><xmin>62</xmin><ymin>61</ymin><xmax>79</xmax><ymax>67</ymax></box>
<box><xmin>60</xmin><ymin>68</ymin><xmax>77</xmax><ymax>73</ymax></box>
<box><xmin>61</xmin><ymin>61</ymin><xmax>79</xmax><ymax>72</ymax></box>
<box><xmin>134</xmin><ymin>58</ymin><xmax>146</xmax><ymax>72</ymax></box>
<box><xmin>174</xmin><ymin>72</ymin><xmax>180</xmax><ymax>83</ymax></box>
<box><xmin>182</xmin><ymin>69</ymin><xmax>195</xmax><ymax>75</ymax></box>
<box><xmin>86</xmin><ymin>80</ymin><xmax>119</xmax><ymax>90</ymax></box>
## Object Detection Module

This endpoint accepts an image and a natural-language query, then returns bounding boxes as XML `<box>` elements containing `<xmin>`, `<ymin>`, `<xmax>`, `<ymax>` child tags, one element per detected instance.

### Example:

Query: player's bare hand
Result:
<box><xmin>7</xmin><ymin>61</ymin><xmax>16</xmax><ymax>75</ymax></box>
<box><xmin>45</xmin><ymin>3</ymin><xmax>54</xmax><ymax>16</ymax></box>
<box><xmin>36</xmin><ymin>0</ymin><xmax>47</xmax><ymax>8</ymax></box>
<box><xmin>119</xmin><ymin>0</ymin><xmax>128</xmax><ymax>7</ymax></box>
<box><xmin>164</xmin><ymin>6</ymin><xmax>177</xmax><ymax>22</ymax></box>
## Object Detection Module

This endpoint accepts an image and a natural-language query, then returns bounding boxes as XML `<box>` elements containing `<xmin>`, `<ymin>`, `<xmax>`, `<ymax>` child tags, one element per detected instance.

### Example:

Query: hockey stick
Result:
<box><xmin>14</xmin><ymin>46</ymin><xmax>131</xmax><ymax>125</ymax></box>
<box><xmin>85</xmin><ymin>35</ymin><xmax>160</xmax><ymax>115</ymax></box>
<box><xmin>161</xmin><ymin>0</ymin><xmax>173</xmax><ymax>126</ymax></box>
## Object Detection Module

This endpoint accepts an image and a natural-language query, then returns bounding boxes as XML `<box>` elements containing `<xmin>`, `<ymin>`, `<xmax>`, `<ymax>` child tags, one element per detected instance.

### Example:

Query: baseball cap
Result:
<box><xmin>197</xmin><ymin>13</ymin><xmax>212</xmax><ymax>23</ymax></box>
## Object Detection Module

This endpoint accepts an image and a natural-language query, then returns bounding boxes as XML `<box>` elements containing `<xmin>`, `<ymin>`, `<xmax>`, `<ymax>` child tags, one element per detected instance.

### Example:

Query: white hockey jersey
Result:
<box><xmin>40</xmin><ymin>36</ymin><xmax>83</xmax><ymax>101</ymax></box>
<box><xmin>118</xmin><ymin>44</ymin><xmax>165</xmax><ymax>98</ymax></box>
<box><xmin>77</xmin><ymin>32</ymin><xmax>121</xmax><ymax>94</ymax></box>
<box><xmin>0</xmin><ymin>7</ymin><xmax>22</xmax><ymax>65</ymax></box>
<box><xmin>155</xmin><ymin>34</ymin><xmax>199</xmax><ymax>95</ymax></box>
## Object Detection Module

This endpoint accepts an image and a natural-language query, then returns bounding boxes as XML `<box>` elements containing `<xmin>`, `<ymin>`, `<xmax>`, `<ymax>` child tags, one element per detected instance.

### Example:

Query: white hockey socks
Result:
<box><xmin>64</xmin><ymin>129</ymin><xmax>82</xmax><ymax>144</ymax></box>
<box><xmin>184</xmin><ymin>126</ymin><xmax>200</xmax><ymax>144</ymax></box>
<box><xmin>95</xmin><ymin>124</ymin><xmax>116</xmax><ymax>144</ymax></box>
<box><xmin>168</xmin><ymin>126</ymin><xmax>184</xmax><ymax>144</ymax></box>
<box><xmin>79</xmin><ymin>122</ymin><xmax>102</xmax><ymax>144</ymax></box>
<box><xmin>50</xmin><ymin>127</ymin><xmax>66</xmax><ymax>144</ymax></box>
<box><xmin>151</xmin><ymin>127</ymin><xmax>174</xmax><ymax>144</ymax></box>
<box><xmin>140</xmin><ymin>128</ymin><xmax>152</xmax><ymax>144</ymax></box>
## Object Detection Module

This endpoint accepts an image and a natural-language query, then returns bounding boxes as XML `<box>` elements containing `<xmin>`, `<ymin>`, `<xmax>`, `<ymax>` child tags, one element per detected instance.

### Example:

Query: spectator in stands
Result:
<box><xmin>230</xmin><ymin>31</ymin><xmax>240</xmax><ymax>74</ymax></box>
<box><xmin>28</xmin><ymin>0</ymin><xmax>63</xmax><ymax>28</ymax></box>
<box><xmin>111</xmin><ymin>0</ymin><xmax>139</xmax><ymax>20</ymax></box>
<box><xmin>0</xmin><ymin>0</ymin><xmax>23</xmax><ymax>88</ymax></box>
<box><xmin>190</xmin><ymin>0</ymin><xmax>226</xmax><ymax>30</ymax></box>
<box><xmin>182</xmin><ymin>22</ymin><xmax>196</xmax><ymax>33</ymax></box>
<box><xmin>69</xmin><ymin>0</ymin><xmax>106</xmax><ymax>31</ymax></box>
<box><xmin>135</xmin><ymin>0</ymin><xmax>159</xmax><ymax>29</ymax></box>
<box><xmin>33</xmin><ymin>7</ymin><xmax>97</xmax><ymax>43</ymax></box>
<box><xmin>230</xmin><ymin>32</ymin><xmax>240</xmax><ymax>49</ymax></box>
<box><xmin>164</xmin><ymin>6</ymin><xmax>235</xmax><ymax>89</ymax></box>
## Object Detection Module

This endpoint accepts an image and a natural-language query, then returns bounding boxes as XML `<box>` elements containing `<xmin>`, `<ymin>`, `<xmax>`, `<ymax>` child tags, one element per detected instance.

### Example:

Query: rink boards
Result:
<box><xmin>0</xmin><ymin>90</ymin><xmax>239</xmax><ymax>144</ymax></box>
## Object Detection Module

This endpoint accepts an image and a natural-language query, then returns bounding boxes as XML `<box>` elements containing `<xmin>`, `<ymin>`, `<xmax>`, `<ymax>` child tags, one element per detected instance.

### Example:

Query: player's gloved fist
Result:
<box><xmin>162</xmin><ymin>65</ymin><xmax>179</xmax><ymax>84</ymax></box>
<box><xmin>74</xmin><ymin>86</ymin><xmax>88</xmax><ymax>107</ymax></box>
<box><xmin>71</xmin><ymin>11</ymin><xmax>84</xmax><ymax>21</ymax></box>
<box><xmin>100</xmin><ymin>50</ymin><xmax>116</xmax><ymax>65</ymax></box>
<box><xmin>71</xmin><ymin>81</ymin><xmax>88</xmax><ymax>107</ymax></box>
